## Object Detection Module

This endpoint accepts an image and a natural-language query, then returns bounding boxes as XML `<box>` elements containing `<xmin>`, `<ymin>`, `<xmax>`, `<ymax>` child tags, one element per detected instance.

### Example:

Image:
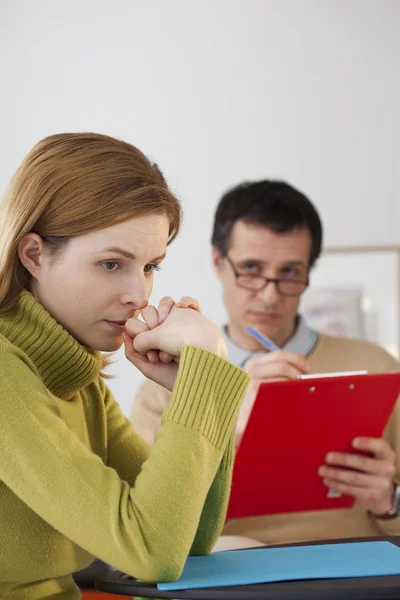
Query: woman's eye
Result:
<box><xmin>144</xmin><ymin>264</ymin><xmax>161</xmax><ymax>274</ymax></box>
<box><xmin>102</xmin><ymin>261</ymin><xmax>120</xmax><ymax>272</ymax></box>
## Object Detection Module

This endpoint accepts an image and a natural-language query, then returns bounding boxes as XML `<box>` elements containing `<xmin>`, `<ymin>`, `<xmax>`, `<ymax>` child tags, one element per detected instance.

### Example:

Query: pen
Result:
<box><xmin>245</xmin><ymin>325</ymin><xmax>280</xmax><ymax>352</ymax></box>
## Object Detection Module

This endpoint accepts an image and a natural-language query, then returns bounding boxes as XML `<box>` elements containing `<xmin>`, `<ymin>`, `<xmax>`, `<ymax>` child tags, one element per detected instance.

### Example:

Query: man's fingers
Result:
<box><xmin>352</xmin><ymin>437</ymin><xmax>396</xmax><ymax>462</ymax></box>
<box><xmin>319</xmin><ymin>465</ymin><xmax>380</xmax><ymax>488</ymax></box>
<box><xmin>246</xmin><ymin>359</ymin><xmax>305</xmax><ymax>380</ymax></box>
<box><xmin>325</xmin><ymin>451</ymin><xmax>396</xmax><ymax>477</ymax></box>
<box><xmin>322</xmin><ymin>476</ymin><xmax>392</xmax><ymax>504</ymax></box>
<box><xmin>322</xmin><ymin>478</ymin><xmax>371</xmax><ymax>498</ymax></box>
<box><xmin>246</xmin><ymin>350</ymin><xmax>310</xmax><ymax>379</ymax></box>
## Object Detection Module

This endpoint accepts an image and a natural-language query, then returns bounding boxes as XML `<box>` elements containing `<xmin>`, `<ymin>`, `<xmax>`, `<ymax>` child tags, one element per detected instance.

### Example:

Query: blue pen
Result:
<box><xmin>245</xmin><ymin>325</ymin><xmax>280</xmax><ymax>352</ymax></box>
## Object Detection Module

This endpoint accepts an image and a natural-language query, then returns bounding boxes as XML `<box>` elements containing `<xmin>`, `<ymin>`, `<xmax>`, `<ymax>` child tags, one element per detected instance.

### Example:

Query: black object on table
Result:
<box><xmin>95</xmin><ymin>536</ymin><xmax>400</xmax><ymax>600</ymax></box>
<box><xmin>74</xmin><ymin>559</ymin><xmax>115</xmax><ymax>588</ymax></box>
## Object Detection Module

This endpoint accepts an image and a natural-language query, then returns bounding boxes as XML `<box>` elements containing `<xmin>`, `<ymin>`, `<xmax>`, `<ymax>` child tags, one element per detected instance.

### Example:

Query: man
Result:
<box><xmin>131</xmin><ymin>180</ymin><xmax>400</xmax><ymax>547</ymax></box>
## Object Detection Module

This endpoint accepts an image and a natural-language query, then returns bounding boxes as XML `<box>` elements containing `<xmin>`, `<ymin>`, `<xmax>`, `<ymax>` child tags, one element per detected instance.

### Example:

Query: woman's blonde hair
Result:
<box><xmin>0</xmin><ymin>132</ymin><xmax>181</xmax><ymax>312</ymax></box>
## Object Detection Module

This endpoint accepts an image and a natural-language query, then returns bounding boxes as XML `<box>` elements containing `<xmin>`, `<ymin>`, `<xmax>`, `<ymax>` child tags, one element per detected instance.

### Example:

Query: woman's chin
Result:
<box><xmin>86</xmin><ymin>334</ymin><xmax>124</xmax><ymax>353</ymax></box>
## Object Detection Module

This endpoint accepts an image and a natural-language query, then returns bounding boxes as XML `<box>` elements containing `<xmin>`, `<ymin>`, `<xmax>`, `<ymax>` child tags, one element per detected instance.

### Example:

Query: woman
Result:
<box><xmin>0</xmin><ymin>133</ymin><xmax>249</xmax><ymax>599</ymax></box>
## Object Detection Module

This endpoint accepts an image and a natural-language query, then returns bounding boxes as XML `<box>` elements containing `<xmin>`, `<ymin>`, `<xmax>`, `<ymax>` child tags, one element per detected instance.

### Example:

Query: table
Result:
<box><xmin>95</xmin><ymin>536</ymin><xmax>400</xmax><ymax>599</ymax></box>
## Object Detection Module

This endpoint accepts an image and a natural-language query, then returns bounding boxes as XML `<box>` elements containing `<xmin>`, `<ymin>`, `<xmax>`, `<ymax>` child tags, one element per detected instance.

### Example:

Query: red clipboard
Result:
<box><xmin>227</xmin><ymin>372</ymin><xmax>400</xmax><ymax>520</ymax></box>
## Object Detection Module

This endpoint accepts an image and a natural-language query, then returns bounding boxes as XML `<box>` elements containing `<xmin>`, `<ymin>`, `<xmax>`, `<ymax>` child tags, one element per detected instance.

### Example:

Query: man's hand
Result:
<box><xmin>244</xmin><ymin>350</ymin><xmax>310</xmax><ymax>381</ymax></box>
<box><xmin>236</xmin><ymin>351</ymin><xmax>311</xmax><ymax>445</ymax></box>
<box><xmin>318</xmin><ymin>437</ymin><xmax>396</xmax><ymax>516</ymax></box>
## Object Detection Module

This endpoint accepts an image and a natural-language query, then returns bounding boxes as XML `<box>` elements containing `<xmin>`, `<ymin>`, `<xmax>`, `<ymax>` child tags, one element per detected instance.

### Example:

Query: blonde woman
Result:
<box><xmin>0</xmin><ymin>133</ymin><xmax>249</xmax><ymax>599</ymax></box>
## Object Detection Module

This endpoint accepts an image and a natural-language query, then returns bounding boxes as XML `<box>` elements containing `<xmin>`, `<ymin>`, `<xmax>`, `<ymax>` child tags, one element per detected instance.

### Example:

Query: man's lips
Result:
<box><xmin>248</xmin><ymin>310</ymin><xmax>282</xmax><ymax>319</ymax></box>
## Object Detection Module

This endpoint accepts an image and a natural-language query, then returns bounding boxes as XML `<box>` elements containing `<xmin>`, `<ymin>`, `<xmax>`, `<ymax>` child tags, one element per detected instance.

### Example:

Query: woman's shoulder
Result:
<box><xmin>0</xmin><ymin>334</ymin><xmax>39</xmax><ymax>380</ymax></box>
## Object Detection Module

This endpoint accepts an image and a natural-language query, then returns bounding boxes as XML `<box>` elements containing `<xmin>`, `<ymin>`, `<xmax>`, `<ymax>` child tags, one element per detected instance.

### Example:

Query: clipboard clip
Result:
<box><xmin>298</xmin><ymin>370</ymin><xmax>368</xmax><ymax>380</ymax></box>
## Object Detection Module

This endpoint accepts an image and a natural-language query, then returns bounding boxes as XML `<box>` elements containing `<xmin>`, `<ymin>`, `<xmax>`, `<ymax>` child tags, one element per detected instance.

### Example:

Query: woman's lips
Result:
<box><xmin>105</xmin><ymin>320</ymin><xmax>126</xmax><ymax>331</ymax></box>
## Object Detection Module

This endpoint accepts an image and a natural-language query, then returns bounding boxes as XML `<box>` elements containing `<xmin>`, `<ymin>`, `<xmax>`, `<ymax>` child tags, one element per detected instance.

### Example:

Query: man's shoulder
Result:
<box><xmin>311</xmin><ymin>332</ymin><xmax>399</xmax><ymax>373</ymax></box>
<box><xmin>315</xmin><ymin>332</ymin><xmax>393</xmax><ymax>355</ymax></box>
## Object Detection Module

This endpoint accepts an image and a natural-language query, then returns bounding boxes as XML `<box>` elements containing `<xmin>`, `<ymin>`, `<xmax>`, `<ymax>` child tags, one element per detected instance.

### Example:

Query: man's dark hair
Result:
<box><xmin>211</xmin><ymin>180</ymin><xmax>323</xmax><ymax>269</ymax></box>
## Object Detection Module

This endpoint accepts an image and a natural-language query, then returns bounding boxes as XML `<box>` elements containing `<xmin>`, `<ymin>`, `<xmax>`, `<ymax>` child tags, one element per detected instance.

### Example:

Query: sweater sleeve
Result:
<box><xmin>130</xmin><ymin>379</ymin><xmax>171</xmax><ymax>445</ymax></box>
<box><xmin>128</xmin><ymin>377</ymin><xmax>237</xmax><ymax>556</ymax></box>
<box><xmin>106</xmin><ymin>382</ymin><xmax>237</xmax><ymax>557</ymax></box>
<box><xmin>189</xmin><ymin>432</ymin><xmax>236</xmax><ymax>555</ymax></box>
<box><xmin>0</xmin><ymin>345</ymin><xmax>249</xmax><ymax>582</ymax></box>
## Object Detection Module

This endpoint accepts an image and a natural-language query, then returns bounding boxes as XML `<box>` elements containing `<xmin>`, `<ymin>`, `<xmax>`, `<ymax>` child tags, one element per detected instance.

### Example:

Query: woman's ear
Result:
<box><xmin>18</xmin><ymin>233</ymin><xmax>46</xmax><ymax>278</ymax></box>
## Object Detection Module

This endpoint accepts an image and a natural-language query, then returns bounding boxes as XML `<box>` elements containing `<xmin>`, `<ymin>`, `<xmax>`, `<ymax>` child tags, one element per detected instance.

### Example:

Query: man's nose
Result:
<box><xmin>257</xmin><ymin>279</ymin><xmax>282</xmax><ymax>304</ymax></box>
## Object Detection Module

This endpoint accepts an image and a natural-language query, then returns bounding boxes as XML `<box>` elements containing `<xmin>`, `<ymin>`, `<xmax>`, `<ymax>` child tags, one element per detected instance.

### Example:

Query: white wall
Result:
<box><xmin>1</xmin><ymin>0</ymin><xmax>399</xmax><ymax>414</ymax></box>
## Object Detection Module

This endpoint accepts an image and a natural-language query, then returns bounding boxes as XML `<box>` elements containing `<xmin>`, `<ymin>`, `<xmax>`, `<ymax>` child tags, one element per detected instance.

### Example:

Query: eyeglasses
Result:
<box><xmin>225</xmin><ymin>255</ymin><xmax>309</xmax><ymax>297</ymax></box>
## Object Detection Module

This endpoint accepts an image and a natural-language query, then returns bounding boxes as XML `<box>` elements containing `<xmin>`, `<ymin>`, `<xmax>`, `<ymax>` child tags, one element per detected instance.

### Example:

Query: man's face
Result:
<box><xmin>212</xmin><ymin>220</ymin><xmax>312</xmax><ymax>348</ymax></box>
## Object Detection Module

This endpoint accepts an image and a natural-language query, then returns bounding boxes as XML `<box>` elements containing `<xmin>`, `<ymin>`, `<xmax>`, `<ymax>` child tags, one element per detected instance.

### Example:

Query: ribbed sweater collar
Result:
<box><xmin>0</xmin><ymin>290</ymin><xmax>102</xmax><ymax>399</ymax></box>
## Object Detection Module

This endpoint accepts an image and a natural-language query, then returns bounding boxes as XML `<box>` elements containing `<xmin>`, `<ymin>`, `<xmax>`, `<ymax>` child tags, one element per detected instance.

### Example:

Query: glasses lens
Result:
<box><xmin>278</xmin><ymin>280</ymin><xmax>307</xmax><ymax>296</ymax></box>
<box><xmin>237</xmin><ymin>275</ymin><xmax>266</xmax><ymax>291</ymax></box>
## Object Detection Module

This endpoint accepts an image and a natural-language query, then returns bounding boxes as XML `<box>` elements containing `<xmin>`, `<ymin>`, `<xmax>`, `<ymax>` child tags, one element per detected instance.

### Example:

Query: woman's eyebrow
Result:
<box><xmin>94</xmin><ymin>247</ymin><xmax>166</xmax><ymax>262</ymax></box>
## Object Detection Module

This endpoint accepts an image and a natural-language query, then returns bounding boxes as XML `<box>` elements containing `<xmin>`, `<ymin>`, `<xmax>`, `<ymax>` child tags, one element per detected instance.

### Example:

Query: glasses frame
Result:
<box><xmin>224</xmin><ymin>254</ymin><xmax>309</xmax><ymax>297</ymax></box>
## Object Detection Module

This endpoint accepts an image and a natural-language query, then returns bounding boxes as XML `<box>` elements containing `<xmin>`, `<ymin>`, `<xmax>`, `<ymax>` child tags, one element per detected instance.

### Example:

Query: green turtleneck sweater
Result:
<box><xmin>0</xmin><ymin>291</ymin><xmax>249</xmax><ymax>600</ymax></box>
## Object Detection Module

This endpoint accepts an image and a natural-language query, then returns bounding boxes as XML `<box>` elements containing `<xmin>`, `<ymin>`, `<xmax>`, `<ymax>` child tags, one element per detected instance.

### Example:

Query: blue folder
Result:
<box><xmin>158</xmin><ymin>541</ymin><xmax>400</xmax><ymax>591</ymax></box>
